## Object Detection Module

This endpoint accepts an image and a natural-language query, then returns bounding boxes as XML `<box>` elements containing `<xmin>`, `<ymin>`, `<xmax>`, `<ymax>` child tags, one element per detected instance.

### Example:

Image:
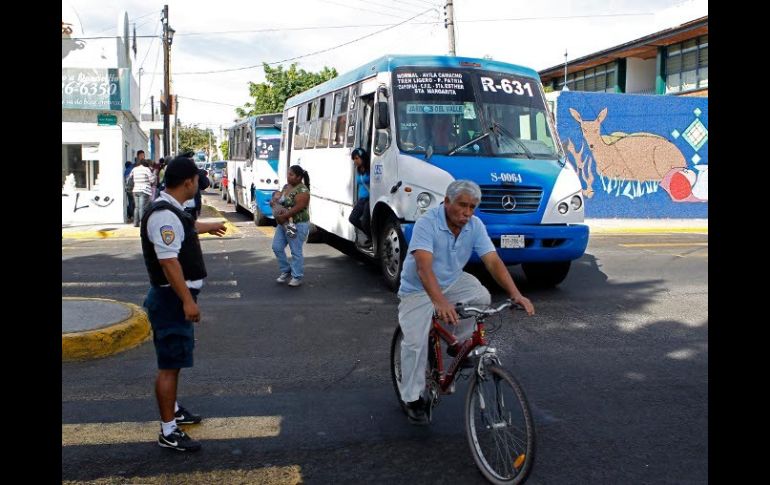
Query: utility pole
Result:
<box><xmin>444</xmin><ymin>1</ymin><xmax>456</xmax><ymax>56</ymax></box>
<box><xmin>150</xmin><ymin>95</ymin><xmax>154</xmax><ymax>121</ymax></box>
<box><xmin>208</xmin><ymin>130</ymin><xmax>212</xmax><ymax>160</ymax></box>
<box><xmin>161</xmin><ymin>5</ymin><xmax>174</xmax><ymax>158</ymax></box>
<box><xmin>174</xmin><ymin>97</ymin><xmax>179</xmax><ymax>155</ymax></box>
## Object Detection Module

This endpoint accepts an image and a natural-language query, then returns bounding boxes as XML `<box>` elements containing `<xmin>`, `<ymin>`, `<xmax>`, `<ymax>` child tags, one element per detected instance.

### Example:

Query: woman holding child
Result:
<box><xmin>270</xmin><ymin>165</ymin><xmax>311</xmax><ymax>287</ymax></box>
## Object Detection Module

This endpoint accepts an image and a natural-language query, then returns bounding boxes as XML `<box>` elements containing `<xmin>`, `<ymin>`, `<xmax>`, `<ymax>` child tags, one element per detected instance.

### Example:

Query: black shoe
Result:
<box><xmin>158</xmin><ymin>428</ymin><xmax>201</xmax><ymax>452</ymax></box>
<box><xmin>175</xmin><ymin>405</ymin><xmax>202</xmax><ymax>424</ymax></box>
<box><xmin>405</xmin><ymin>398</ymin><xmax>429</xmax><ymax>425</ymax></box>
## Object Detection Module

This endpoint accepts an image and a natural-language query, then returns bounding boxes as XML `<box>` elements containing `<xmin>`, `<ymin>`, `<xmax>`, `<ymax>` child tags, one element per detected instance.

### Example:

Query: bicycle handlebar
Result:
<box><xmin>455</xmin><ymin>299</ymin><xmax>523</xmax><ymax>319</ymax></box>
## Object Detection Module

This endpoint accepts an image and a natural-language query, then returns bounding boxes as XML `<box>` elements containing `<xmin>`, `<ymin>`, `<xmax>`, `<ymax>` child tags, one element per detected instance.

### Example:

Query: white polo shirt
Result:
<box><xmin>146</xmin><ymin>191</ymin><xmax>203</xmax><ymax>289</ymax></box>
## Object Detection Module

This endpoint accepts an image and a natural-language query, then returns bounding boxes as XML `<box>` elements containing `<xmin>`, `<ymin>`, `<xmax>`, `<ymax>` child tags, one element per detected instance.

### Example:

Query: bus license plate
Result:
<box><xmin>500</xmin><ymin>235</ymin><xmax>525</xmax><ymax>249</ymax></box>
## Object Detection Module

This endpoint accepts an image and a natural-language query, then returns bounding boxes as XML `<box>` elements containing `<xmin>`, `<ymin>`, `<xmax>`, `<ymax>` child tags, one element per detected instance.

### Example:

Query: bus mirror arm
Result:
<box><xmin>390</xmin><ymin>181</ymin><xmax>402</xmax><ymax>194</ymax></box>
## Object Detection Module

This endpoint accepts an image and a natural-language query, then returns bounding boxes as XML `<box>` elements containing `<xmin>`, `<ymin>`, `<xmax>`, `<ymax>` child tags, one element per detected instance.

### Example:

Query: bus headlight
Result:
<box><xmin>557</xmin><ymin>202</ymin><xmax>569</xmax><ymax>214</ymax></box>
<box><xmin>571</xmin><ymin>195</ymin><xmax>583</xmax><ymax>210</ymax></box>
<box><xmin>417</xmin><ymin>192</ymin><xmax>433</xmax><ymax>208</ymax></box>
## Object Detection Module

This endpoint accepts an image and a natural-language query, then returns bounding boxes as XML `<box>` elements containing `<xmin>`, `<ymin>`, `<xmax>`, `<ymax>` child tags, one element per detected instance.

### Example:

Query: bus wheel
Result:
<box><xmin>380</xmin><ymin>217</ymin><xmax>406</xmax><ymax>292</ymax></box>
<box><xmin>522</xmin><ymin>261</ymin><xmax>571</xmax><ymax>288</ymax></box>
<box><xmin>254</xmin><ymin>206</ymin><xmax>270</xmax><ymax>226</ymax></box>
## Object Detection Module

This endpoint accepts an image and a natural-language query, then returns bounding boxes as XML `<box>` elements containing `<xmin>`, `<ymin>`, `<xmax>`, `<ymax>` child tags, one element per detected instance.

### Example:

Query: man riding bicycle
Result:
<box><xmin>397</xmin><ymin>180</ymin><xmax>535</xmax><ymax>425</ymax></box>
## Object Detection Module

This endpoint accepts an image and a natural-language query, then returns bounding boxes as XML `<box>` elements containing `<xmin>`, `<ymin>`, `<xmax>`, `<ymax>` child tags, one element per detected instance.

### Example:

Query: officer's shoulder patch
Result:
<box><xmin>160</xmin><ymin>225</ymin><xmax>175</xmax><ymax>245</ymax></box>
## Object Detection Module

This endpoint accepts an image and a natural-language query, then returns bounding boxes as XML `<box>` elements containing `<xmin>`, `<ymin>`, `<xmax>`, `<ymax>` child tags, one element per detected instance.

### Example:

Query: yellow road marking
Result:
<box><xmin>62</xmin><ymin>466</ymin><xmax>303</xmax><ymax>485</ymax></box>
<box><xmin>619</xmin><ymin>242</ymin><xmax>708</xmax><ymax>248</ymax></box>
<box><xmin>62</xmin><ymin>416</ymin><xmax>281</xmax><ymax>446</ymax></box>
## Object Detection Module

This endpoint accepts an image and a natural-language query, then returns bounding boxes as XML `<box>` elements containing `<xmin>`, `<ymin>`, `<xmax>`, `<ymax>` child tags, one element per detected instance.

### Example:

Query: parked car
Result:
<box><xmin>208</xmin><ymin>161</ymin><xmax>226</xmax><ymax>189</ymax></box>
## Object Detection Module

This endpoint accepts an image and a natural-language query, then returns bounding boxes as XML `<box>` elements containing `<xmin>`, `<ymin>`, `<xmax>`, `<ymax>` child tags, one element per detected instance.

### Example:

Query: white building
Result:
<box><xmin>62</xmin><ymin>3</ymin><xmax>148</xmax><ymax>225</ymax></box>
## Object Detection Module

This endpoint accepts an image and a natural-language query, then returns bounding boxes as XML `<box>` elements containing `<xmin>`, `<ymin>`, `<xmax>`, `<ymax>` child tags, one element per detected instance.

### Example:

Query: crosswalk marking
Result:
<box><xmin>62</xmin><ymin>416</ymin><xmax>281</xmax><ymax>446</ymax></box>
<box><xmin>62</xmin><ymin>466</ymin><xmax>303</xmax><ymax>484</ymax></box>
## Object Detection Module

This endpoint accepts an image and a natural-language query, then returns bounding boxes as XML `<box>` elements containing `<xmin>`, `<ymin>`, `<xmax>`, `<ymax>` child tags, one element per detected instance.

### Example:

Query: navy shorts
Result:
<box><xmin>143</xmin><ymin>286</ymin><xmax>200</xmax><ymax>369</ymax></box>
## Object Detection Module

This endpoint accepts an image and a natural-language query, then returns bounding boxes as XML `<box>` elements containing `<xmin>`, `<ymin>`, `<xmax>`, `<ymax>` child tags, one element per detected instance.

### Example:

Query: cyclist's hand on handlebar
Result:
<box><xmin>511</xmin><ymin>294</ymin><xmax>535</xmax><ymax>316</ymax></box>
<box><xmin>434</xmin><ymin>300</ymin><xmax>460</xmax><ymax>325</ymax></box>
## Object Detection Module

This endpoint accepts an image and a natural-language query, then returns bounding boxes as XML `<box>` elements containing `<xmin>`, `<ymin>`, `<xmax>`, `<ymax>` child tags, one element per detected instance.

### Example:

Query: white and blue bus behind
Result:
<box><xmin>278</xmin><ymin>55</ymin><xmax>588</xmax><ymax>290</ymax></box>
<box><xmin>228</xmin><ymin>114</ymin><xmax>282</xmax><ymax>225</ymax></box>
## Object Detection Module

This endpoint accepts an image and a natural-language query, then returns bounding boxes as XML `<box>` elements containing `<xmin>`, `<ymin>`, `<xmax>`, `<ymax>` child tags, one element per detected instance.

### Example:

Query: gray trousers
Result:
<box><xmin>397</xmin><ymin>272</ymin><xmax>491</xmax><ymax>403</ymax></box>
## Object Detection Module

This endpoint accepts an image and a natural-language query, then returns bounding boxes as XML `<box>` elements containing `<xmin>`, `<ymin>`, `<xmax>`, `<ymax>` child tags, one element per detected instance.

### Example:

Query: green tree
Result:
<box><xmin>219</xmin><ymin>140</ymin><xmax>229</xmax><ymax>160</ymax></box>
<box><xmin>236</xmin><ymin>63</ymin><xmax>338</xmax><ymax>117</ymax></box>
<box><xmin>172</xmin><ymin>122</ymin><xmax>216</xmax><ymax>158</ymax></box>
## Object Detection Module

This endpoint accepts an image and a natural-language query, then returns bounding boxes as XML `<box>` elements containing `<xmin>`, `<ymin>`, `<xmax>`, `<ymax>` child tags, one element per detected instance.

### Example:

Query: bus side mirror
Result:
<box><xmin>375</xmin><ymin>101</ymin><xmax>389</xmax><ymax>129</ymax></box>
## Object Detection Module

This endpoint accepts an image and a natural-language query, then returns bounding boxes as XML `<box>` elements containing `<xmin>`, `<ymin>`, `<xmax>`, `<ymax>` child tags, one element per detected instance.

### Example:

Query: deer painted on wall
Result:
<box><xmin>569</xmin><ymin>108</ymin><xmax>686</xmax><ymax>182</ymax></box>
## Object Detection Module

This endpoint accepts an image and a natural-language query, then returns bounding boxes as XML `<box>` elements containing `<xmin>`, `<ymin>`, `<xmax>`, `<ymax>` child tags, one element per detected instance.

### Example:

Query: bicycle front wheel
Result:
<box><xmin>465</xmin><ymin>365</ymin><xmax>536</xmax><ymax>484</ymax></box>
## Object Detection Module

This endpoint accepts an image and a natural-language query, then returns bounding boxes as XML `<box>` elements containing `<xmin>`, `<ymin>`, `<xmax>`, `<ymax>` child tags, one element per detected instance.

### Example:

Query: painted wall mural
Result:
<box><xmin>555</xmin><ymin>91</ymin><xmax>707</xmax><ymax>218</ymax></box>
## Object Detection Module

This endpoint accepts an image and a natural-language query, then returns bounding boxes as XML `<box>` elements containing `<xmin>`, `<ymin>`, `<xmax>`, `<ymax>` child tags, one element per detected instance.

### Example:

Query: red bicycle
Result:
<box><xmin>390</xmin><ymin>300</ymin><xmax>536</xmax><ymax>484</ymax></box>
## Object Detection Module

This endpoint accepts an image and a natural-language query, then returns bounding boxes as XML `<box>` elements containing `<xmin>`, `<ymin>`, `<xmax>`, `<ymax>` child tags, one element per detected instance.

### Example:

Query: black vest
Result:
<box><xmin>140</xmin><ymin>199</ymin><xmax>207</xmax><ymax>287</ymax></box>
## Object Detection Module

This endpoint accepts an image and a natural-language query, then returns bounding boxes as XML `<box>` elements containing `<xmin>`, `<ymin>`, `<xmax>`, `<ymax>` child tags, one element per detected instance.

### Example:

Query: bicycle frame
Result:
<box><xmin>430</xmin><ymin>316</ymin><xmax>488</xmax><ymax>394</ymax></box>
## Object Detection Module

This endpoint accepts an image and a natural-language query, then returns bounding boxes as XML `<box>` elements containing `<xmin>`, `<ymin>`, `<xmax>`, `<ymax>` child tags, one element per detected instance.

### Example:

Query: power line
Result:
<box><xmin>392</xmin><ymin>0</ymin><xmax>435</xmax><ymax>9</ymax></box>
<box><xmin>140</xmin><ymin>39</ymin><xmax>163</xmax><ymax>111</ymax></box>
<box><xmin>318</xmin><ymin>0</ymin><xmax>411</xmax><ymax>20</ymax></box>
<box><xmin>162</xmin><ymin>8</ymin><xmax>434</xmax><ymax>76</ymax></box>
<box><xmin>68</xmin><ymin>12</ymin><xmax>654</xmax><ymax>40</ymax></box>
<box><xmin>355</xmin><ymin>0</ymin><xmax>423</xmax><ymax>15</ymax></box>
<box><xmin>87</xmin><ymin>9</ymin><xmax>160</xmax><ymax>36</ymax></box>
<box><xmin>138</xmin><ymin>21</ymin><xmax>160</xmax><ymax>70</ymax></box>
<box><xmin>176</xmin><ymin>95</ymin><xmax>241</xmax><ymax>107</ymax></box>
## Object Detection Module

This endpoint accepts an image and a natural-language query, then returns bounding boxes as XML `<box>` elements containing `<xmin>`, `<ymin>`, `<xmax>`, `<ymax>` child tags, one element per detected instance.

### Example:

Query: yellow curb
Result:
<box><xmin>62</xmin><ymin>298</ymin><xmax>151</xmax><ymax>361</ymax></box>
<box><xmin>61</xmin><ymin>205</ymin><xmax>239</xmax><ymax>240</ymax></box>
<box><xmin>590</xmin><ymin>227</ymin><xmax>708</xmax><ymax>234</ymax></box>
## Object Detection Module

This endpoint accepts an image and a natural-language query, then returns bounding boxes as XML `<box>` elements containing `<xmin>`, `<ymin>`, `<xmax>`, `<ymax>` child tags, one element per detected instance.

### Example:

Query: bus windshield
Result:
<box><xmin>393</xmin><ymin>67</ymin><xmax>561</xmax><ymax>159</ymax></box>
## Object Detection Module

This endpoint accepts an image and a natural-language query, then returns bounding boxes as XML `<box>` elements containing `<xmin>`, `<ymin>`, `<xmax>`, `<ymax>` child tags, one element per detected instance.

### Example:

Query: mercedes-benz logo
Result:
<box><xmin>501</xmin><ymin>195</ymin><xmax>516</xmax><ymax>211</ymax></box>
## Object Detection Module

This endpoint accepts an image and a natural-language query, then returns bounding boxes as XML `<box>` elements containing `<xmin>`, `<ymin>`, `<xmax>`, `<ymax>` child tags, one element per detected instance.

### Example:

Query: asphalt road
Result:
<box><xmin>62</xmin><ymin>192</ymin><xmax>707</xmax><ymax>484</ymax></box>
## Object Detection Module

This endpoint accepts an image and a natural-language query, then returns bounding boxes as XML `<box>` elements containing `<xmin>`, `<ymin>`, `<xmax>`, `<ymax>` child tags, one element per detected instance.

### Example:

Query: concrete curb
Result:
<box><xmin>62</xmin><ymin>298</ymin><xmax>151</xmax><ymax>361</ymax></box>
<box><xmin>61</xmin><ymin>204</ymin><xmax>239</xmax><ymax>240</ymax></box>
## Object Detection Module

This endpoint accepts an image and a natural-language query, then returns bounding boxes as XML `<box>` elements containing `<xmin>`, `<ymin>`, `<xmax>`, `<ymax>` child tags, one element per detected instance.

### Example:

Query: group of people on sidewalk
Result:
<box><xmin>126</xmin><ymin>151</ymin><xmax>210</xmax><ymax>226</ymax></box>
<box><xmin>139</xmin><ymin>150</ymin><xmax>535</xmax><ymax>451</ymax></box>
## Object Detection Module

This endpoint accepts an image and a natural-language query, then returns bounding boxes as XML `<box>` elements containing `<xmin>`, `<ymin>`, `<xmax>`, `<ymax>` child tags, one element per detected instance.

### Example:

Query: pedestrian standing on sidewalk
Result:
<box><xmin>271</xmin><ymin>165</ymin><xmax>310</xmax><ymax>287</ymax></box>
<box><xmin>129</xmin><ymin>153</ymin><xmax>155</xmax><ymax>227</ymax></box>
<box><xmin>124</xmin><ymin>161</ymin><xmax>135</xmax><ymax>222</ymax></box>
<box><xmin>140</xmin><ymin>155</ymin><xmax>226</xmax><ymax>452</ymax></box>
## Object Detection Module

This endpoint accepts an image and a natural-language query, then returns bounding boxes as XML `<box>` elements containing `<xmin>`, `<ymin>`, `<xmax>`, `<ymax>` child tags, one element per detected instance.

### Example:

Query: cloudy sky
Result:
<box><xmin>64</xmin><ymin>0</ymin><xmax>707</xmax><ymax>136</ymax></box>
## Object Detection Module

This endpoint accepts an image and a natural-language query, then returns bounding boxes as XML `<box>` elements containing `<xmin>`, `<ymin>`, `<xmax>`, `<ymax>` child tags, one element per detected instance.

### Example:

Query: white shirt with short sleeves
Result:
<box><xmin>146</xmin><ymin>191</ymin><xmax>203</xmax><ymax>289</ymax></box>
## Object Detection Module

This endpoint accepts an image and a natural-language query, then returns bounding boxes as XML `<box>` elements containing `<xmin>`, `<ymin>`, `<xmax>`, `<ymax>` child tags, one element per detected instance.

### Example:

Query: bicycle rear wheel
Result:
<box><xmin>389</xmin><ymin>326</ymin><xmax>408</xmax><ymax>414</ymax></box>
<box><xmin>465</xmin><ymin>364</ymin><xmax>536</xmax><ymax>484</ymax></box>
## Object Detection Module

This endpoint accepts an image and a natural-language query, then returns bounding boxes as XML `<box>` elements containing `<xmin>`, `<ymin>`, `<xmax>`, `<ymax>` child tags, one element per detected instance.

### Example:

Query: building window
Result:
<box><xmin>62</xmin><ymin>144</ymin><xmax>100</xmax><ymax>190</ymax></box>
<box><xmin>556</xmin><ymin>61</ymin><xmax>618</xmax><ymax>93</ymax></box>
<box><xmin>666</xmin><ymin>35</ymin><xmax>708</xmax><ymax>93</ymax></box>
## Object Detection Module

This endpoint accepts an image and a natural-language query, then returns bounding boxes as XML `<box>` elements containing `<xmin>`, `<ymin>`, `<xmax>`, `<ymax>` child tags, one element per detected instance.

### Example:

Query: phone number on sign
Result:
<box><xmin>62</xmin><ymin>81</ymin><xmax>118</xmax><ymax>96</ymax></box>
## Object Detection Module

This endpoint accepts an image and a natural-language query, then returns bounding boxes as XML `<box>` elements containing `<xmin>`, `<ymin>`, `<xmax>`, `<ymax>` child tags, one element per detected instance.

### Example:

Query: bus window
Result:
<box><xmin>346</xmin><ymin>85</ymin><xmax>359</xmax><ymax>147</ymax></box>
<box><xmin>306</xmin><ymin>99</ymin><xmax>320</xmax><ymax>149</ymax></box>
<box><xmin>317</xmin><ymin>95</ymin><xmax>332</xmax><ymax>148</ymax></box>
<box><xmin>294</xmin><ymin>104</ymin><xmax>307</xmax><ymax>150</ymax></box>
<box><xmin>331</xmin><ymin>89</ymin><xmax>349</xmax><ymax>148</ymax></box>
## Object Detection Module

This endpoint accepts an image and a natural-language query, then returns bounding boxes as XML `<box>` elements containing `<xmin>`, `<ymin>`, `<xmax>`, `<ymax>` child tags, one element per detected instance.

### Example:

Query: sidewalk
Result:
<box><xmin>62</xmin><ymin>200</ymin><xmax>238</xmax><ymax>239</ymax></box>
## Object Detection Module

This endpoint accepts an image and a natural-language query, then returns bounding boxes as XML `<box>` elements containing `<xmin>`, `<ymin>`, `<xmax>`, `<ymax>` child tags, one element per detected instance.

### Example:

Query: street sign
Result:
<box><xmin>97</xmin><ymin>113</ymin><xmax>117</xmax><ymax>125</ymax></box>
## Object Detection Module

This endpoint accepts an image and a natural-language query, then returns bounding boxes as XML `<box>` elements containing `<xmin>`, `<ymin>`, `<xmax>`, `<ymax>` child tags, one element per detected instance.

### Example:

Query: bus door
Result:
<box><xmin>369</xmin><ymin>84</ymin><xmax>396</xmax><ymax>213</ymax></box>
<box><xmin>285</xmin><ymin>118</ymin><xmax>294</xmax><ymax>178</ymax></box>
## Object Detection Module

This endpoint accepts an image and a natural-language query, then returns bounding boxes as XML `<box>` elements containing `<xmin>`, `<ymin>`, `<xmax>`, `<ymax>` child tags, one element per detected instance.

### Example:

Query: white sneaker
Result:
<box><xmin>288</xmin><ymin>277</ymin><xmax>302</xmax><ymax>287</ymax></box>
<box><xmin>276</xmin><ymin>273</ymin><xmax>291</xmax><ymax>284</ymax></box>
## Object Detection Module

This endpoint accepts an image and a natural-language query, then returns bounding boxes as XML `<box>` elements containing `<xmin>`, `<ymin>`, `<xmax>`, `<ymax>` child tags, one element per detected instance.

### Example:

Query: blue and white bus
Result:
<box><xmin>227</xmin><ymin>113</ymin><xmax>282</xmax><ymax>225</ymax></box>
<box><xmin>278</xmin><ymin>55</ymin><xmax>589</xmax><ymax>290</ymax></box>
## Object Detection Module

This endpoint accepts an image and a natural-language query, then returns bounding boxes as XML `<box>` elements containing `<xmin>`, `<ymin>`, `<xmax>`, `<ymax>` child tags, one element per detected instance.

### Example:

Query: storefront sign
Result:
<box><xmin>61</xmin><ymin>68</ymin><xmax>132</xmax><ymax>111</ymax></box>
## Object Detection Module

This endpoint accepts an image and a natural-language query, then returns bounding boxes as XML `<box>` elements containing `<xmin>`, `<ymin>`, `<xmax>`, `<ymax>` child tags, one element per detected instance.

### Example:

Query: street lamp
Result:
<box><xmin>167</xmin><ymin>27</ymin><xmax>175</xmax><ymax>46</ymax></box>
